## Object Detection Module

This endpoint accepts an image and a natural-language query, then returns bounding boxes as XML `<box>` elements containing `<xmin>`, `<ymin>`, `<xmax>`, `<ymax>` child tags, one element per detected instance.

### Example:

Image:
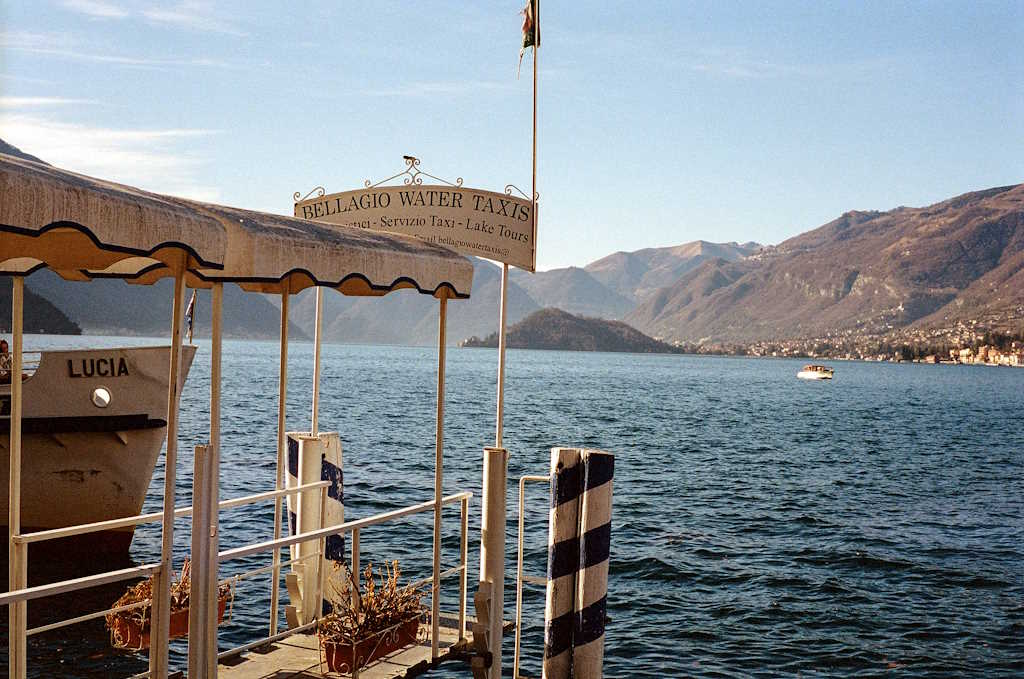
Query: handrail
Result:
<box><xmin>4</xmin><ymin>485</ymin><xmax>473</xmax><ymax>677</ymax></box>
<box><xmin>28</xmin><ymin>594</ymin><xmax>153</xmax><ymax>637</ymax></box>
<box><xmin>218</xmin><ymin>491</ymin><xmax>471</xmax><ymax>564</ymax></box>
<box><xmin>215</xmin><ymin>490</ymin><xmax>473</xmax><ymax>666</ymax></box>
<box><xmin>514</xmin><ymin>474</ymin><xmax>550</xmax><ymax>679</ymax></box>
<box><xmin>0</xmin><ymin>563</ymin><xmax>160</xmax><ymax>607</ymax></box>
<box><xmin>15</xmin><ymin>481</ymin><xmax>330</xmax><ymax>544</ymax></box>
<box><xmin>1</xmin><ymin>482</ymin><xmax>331</xmax><ymax>606</ymax></box>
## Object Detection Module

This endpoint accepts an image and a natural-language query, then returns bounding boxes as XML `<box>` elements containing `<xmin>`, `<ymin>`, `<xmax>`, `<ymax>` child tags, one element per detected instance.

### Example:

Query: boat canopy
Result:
<box><xmin>0</xmin><ymin>153</ymin><xmax>473</xmax><ymax>298</ymax></box>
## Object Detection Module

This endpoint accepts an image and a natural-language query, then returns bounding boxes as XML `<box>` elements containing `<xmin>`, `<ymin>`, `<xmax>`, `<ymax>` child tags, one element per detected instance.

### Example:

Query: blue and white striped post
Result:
<box><xmin>573</xmin><ymin>450</ymin><xmax>614</xmax><ymax>677</ymax></box>
<box><xmin>542</xmin><ymin>447</ymin><xmax>614</xmax><ymax>679</ymax></box>
<box><xmin>543</xmin><ymin>447</ymin><xmax>583</xmax><ymax>679</ymax></box>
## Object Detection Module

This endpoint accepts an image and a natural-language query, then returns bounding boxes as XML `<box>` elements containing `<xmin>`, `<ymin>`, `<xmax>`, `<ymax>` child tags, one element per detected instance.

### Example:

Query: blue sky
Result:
<box><xmin>2</xmin><ymin>1</ymin><xmax>1022</xmax><ymax>270</ymax></box>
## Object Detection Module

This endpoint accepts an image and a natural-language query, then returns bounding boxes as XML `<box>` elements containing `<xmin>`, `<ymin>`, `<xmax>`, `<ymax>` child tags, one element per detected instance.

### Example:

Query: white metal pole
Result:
<box><xmin>431</xmin><ymin>297</ymin><xmax>447</xmax><ymax>660</ymax></box>
<box><xmin>459</xmin><ymin>496</ymin><xmax>469</xmax><ymax>641</ymax></box>
<box><xmin>8</xmin><ymin>276</ymin><xmax>26</xmax><ymax>679</ymax></box>
<box><xmin>495</xmin><ymin>265</ymin><xmax>509</xmax><ymax>448</ymax></box>
<box><xmin>311</xmin><ymin>286</ymin><xmax>323</xmax><ymax>435</ymax></box>
<box><xmin>187</xmin><ymin>444</ymin><xmax>210</xmax><ymax>677</ymax></box>
<box><xmin>150</xmin><ymin>262</ymin><xmax>186</xmax><ymax>679</ymax></box>
<box><xmin>531</xmin><ymin>11</ymin><xmax>539</xmax><ymax>258</ymax></box>
<box><xmin>480</xmin><ymin>446</ymin><xmax>508</xmax><ymax>679</ymax></box>
<box><xmin>206</xmin><ymin>282</ymin><xmax>223</xmax><ymax>673</ymax></box>
<box><xmin>514</xmin><ymin>477</ymin><xmax>527</xmax><ymax>677</ymax></box>
<box><xmin>188</xmin><ymin>282</ymin><xmax>222</xmax><ymax>676</ymax></box>
<box><xmin>270</xmin><ymin>286</ymin><xmax>289</xmax><ymax>636</ymax></box>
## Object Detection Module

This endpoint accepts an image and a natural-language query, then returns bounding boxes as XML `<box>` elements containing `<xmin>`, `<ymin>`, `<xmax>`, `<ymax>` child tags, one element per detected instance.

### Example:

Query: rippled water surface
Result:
<box><xmin>6</xmin><ymin>337</ymin><xmax>1024</xmax><ymax>677</ymax></box>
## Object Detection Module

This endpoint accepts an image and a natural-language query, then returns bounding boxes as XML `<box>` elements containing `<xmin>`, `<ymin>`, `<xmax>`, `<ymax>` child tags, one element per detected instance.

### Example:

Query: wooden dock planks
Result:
<box><xmin>218</xmin><ymin>616</ymin><xmax>512</xmax><ymax>679</ymax></box>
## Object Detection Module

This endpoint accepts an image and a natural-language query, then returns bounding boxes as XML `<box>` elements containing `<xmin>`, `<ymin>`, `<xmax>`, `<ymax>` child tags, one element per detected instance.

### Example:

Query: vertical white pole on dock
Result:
<box><xmin>187</xmin><ymin>444</ymin><xmax>211</xmax><ymax>676</ymax></box>
<box><xmin>311</xmin><ymin>286</ymin><xmax>323</xmax><ymax>436</ymax></box>
<box><xmin>271</xmin><ymin>286</ymin><xmax>289</xmax><ymax>636</ymax></box>
<box><xmin>432</xmin><ymin>297</ymin><xmax>448</xmax><ymax>660</ymax></box>
<box><xmin>151</xmin><ymin>258</ymin><xmax>187</xmax><ymax>679</ymax></box>
<box><xmin>495</xmin><ymin>264</ymin><xmax>509</xmax><ymax>449</ymax></box>
<box><xmin>292</xmin><ymin>434</ymin><xmax>325</xmax><ymax>625</ymax></box>
<box><xmin>480</xmin><ymin>446</ymin><xmax>508</xmax><ymax>679</ymax></box>
<box><xmin>206</xmin><ymin>282</ymin><xmax>223</xmax><ymax>671</ymax></box>
<box><xmin>187</xmin><ymin>287</ymin><xmax>222</xmax><ymax>675</ymax></box>
<box><xmin>7</xmin><ymin>276</ymin><xmax>26</xmax><ymax>679</ymax></box>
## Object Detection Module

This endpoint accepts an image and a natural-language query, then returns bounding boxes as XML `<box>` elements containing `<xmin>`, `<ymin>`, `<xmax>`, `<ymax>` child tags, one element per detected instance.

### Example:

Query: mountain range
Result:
<box><xmin>627</xmin><ymin>184</ymin><xmax>1024</xmax><ymax>343</ymax></box>
<box><xmin>4</xmin><ymin>137</ymin><xmax>1021</xmax><ymax>347</ymax></box>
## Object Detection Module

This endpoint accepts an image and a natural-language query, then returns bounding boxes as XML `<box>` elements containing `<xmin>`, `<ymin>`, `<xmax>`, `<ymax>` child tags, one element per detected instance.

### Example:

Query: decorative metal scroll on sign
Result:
<box><xmin>364</xmin><ymin>156</ymin><xmax>464</xmax><ymax>189</ymax></box>
<box><xmin>293</xmin><ymin>156</ymin><xmax>537</xmax><ymax>271</ymax></box>
<box><xmin>505</xmin><ymin>184</ymin><xmax>540</xmax><ymax>202</ymax></box>
<box><xmin>293</xmin><ymin>186</ymin><xmax>325</xmax><ymax>203</ymax></box>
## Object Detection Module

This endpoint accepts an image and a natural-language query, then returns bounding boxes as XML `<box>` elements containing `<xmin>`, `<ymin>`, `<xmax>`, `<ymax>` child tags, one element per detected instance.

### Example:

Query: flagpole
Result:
<box><xmin>531</xmin><ymin>2</ymin><xmax>538</xmax><ymax>288</ymax></box>
<box><xmin>497</xmin><ymin>2</ymin><xmax>539</xmax><ymax>449</ymax></box>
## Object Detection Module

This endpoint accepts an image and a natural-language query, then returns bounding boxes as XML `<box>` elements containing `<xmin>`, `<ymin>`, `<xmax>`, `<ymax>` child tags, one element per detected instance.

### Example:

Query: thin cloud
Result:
<box><xmin>60</xmin><ymin>0</ymin><xmax>130</xmax><ymax>19</ymax></box>
<box><xmin>1</xmin><ymin>112</ymin><xmax>221</xmax><ymax>202</ymax></box>
<box><xmin>142</xmin><ymin>2</ymin><xmax>248</xmax><ymax>37</ymax></box>
<box><xmin>674</xmin><ymin>47</ymin><xmax>897</xmax><ymax>81</ymax></box>
<box><xmin>0</xmin><ymin>96</ymin><xmax>98</xmax><ymax>108</ymax></box>
<box><xmin>0</xmin><ymin>30</ymin><xmax>236</xmax><ymax>69</ymax></box>
<box><xmin>362</xmin><ymin>80</ymin><xmax>512</xmax><ymax>98</ymax></box>
<box><xmin>59</xmin><ymin>0</ymin><xmax>247</xmax><ymax>37</ymax></box>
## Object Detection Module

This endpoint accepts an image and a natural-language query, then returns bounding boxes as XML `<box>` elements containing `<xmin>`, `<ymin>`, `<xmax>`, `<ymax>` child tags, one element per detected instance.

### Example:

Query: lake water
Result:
<box><xmin>5</xmin><ymin>337</ymin><xmax>1023</xmax><ymax>677</ymax></box>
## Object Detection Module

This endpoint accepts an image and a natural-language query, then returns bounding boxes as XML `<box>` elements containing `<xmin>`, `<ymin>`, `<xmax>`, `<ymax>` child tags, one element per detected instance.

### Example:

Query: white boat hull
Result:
<box><xmin>797</xmin><ymin>370</ymin><xmax>832</xmax><ymax>380</ymax></box>
<box><xmin>1</xmin><ymin>345</ymin><xmax>196</xmax><ymax>555</ymax></box>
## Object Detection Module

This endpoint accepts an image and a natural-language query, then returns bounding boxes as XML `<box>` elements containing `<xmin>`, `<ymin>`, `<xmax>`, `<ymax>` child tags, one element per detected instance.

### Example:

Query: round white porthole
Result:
<box><xmin>92</xmin><ymin>387</ymin><xmax>112</xmax><ymax>408</ymax></box>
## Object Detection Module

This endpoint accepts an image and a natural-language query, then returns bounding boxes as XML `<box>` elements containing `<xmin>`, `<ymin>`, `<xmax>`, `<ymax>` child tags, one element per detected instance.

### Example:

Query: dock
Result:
<box><xmin>218</xmin><ymin>616</ymin><xmax>513</xmax><ymax>679</ymax></box>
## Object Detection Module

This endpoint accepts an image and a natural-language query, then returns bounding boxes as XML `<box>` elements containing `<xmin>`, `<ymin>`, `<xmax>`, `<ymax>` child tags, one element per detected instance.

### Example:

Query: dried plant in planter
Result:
<box><xmin>105</xmin><ymin>559</ymin><xmax>232</xmax><ymax>650</ymax></box>
<box><xmin>318</xmin><ymin>561</ymin><xmax>425</xmax><ymax>672</ymax></box>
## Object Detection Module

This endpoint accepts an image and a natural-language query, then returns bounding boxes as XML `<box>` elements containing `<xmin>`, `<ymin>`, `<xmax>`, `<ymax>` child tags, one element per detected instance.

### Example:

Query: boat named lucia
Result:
<box><xmin>2</xmin><ymin>344</ymin><xmax>196</xmax><ymax>555</ymax></box>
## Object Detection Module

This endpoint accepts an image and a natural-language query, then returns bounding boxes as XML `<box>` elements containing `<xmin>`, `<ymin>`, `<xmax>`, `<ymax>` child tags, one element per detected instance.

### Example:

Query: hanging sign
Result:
<box><xmin>295</xmin><ymin>185</ymin><xmax>536</xmax><ymax>272</ymax></box>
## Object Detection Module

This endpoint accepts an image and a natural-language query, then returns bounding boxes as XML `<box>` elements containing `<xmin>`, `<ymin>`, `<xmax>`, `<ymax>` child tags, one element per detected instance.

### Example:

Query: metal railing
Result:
<box><xmin>3</xmin><ymin>478</ymin><xmax>472</xmax><ymax>677</ymax></box>
<box><xmin>0</xmin><ymin>480</ymin><xmax>331</xmax><ymax>614</ymax></box>
<box><xmin>216</xmin><ymin>489</ymin><xmax>473</xmax><ymax>665</ymax></box>
<box><xmin>514</xmin><ymin>474</ymin><xmax>550</xmax><ymax>679</ymax></box>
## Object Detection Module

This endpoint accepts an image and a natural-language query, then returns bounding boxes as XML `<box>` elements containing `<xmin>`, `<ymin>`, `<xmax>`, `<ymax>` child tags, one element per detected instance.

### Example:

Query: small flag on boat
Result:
<box><xmin>518</xmin><ymin>0</ymin><xmax>539</xmax><ymax>76</ymax></box>
<box><xmin>184</xmin><ymin>289</ymin><xmax>197</xmax><ymax>342</ymax></box>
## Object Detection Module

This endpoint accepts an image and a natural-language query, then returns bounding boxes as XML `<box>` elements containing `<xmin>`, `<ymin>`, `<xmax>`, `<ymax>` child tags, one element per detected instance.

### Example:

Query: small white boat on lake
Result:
<box><xmin>797</xmin><ymin>364</ymin><xmax>834</xmax><ymax>380</ymax></box>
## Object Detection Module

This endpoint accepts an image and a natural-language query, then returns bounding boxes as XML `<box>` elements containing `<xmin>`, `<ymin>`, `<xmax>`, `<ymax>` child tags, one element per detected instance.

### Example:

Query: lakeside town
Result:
<box><xmin>664</xmin><ymin>320</ymin><xmax>1024</xmax><ymax>366</ymax></box>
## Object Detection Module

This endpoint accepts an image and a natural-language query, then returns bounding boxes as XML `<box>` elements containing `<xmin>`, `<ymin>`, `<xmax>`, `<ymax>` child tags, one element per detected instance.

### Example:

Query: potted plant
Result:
<box><xmin>105</xmin><ymin>559</ymin><xmax>232</xmax><ymax>650</ymax></box>
<box><xmin>318</xmin><ymin>561</ymin><xmax>425</xmax><ymax>674</ymax></box>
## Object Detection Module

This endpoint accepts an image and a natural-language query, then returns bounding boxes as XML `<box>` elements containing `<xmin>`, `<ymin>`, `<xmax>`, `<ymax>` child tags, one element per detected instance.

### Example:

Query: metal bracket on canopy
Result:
<box><xmin>293</xmin><ymin>186</ymin><xmax>325</xmax><ymax>203</ymax></box>
<box><xmin>365</xmin><ymin>156</ymin><xmax>464</xmax><ymax>189</ymax></box>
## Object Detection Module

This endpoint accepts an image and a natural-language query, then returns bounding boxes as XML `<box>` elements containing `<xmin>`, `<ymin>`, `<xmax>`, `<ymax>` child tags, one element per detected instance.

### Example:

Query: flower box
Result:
<box><xmin>108</xmin><ymin>592</ymin><xmax>229</xmax><ymax>651</ymax></box>
<box><xmin>106</xmin><ymin>560</ymin><xmax>232</xmax><ymax>651</ymax></box>
<box><xmin>320</xmin><ymin>615</ymin><xmax>420</xmax><ymax>673</ymax></box>
<box><xmin>317</xmin><ymin>560</ymin><xmax>425</xmax><ymax>674</ymax></box>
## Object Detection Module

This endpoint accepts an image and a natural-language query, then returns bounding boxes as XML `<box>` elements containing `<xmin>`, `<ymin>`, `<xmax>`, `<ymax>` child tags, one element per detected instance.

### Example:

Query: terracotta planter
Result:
<box><xmin>321</xmin><ymin>617</ymin><xmax>420</xmax><ymax>673</ymax></box>
<box><xmin>109</xmin><ymin>594</ymin><xmax>228</xmax><ymax>651</ymax></box>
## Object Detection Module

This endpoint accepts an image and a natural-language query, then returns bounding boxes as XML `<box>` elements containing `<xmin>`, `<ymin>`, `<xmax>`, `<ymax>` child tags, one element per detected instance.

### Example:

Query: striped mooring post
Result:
<box><xmin>543</xmin><ymin>447</ymin><xmax>614</xmax><ymax>679</ymax></box>
<box><xmin>285</xmin><ymin>431</ymin><xmax>349</xmax><ymax>625</ymax></box>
